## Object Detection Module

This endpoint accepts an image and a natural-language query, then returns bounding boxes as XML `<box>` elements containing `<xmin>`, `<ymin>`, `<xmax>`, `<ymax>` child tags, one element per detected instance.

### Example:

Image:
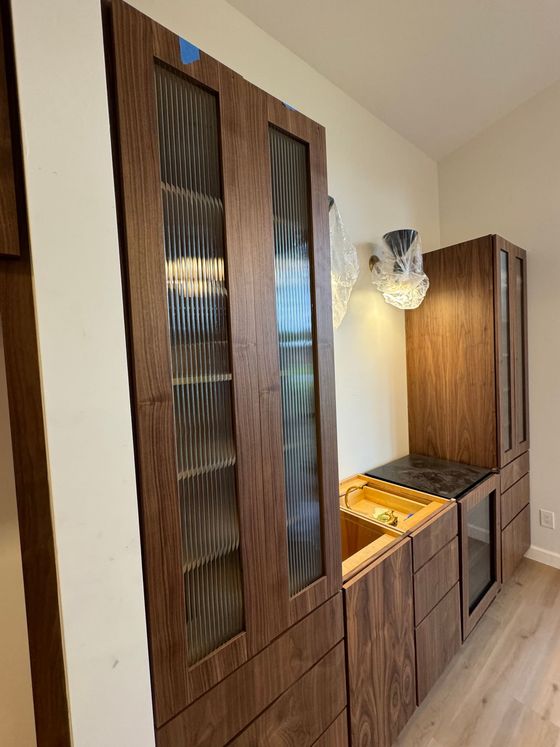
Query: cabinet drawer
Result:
<box><xmin>502</xmin><ymin>505</ymin><xmax>531</xmax><ymax>583</ymax></box>
<box><xmin>415</xmin><ymin>583</ymin><xmax>461</xmax><ymax>705</ymax></box>
<box><xmin>411</xmin><ymin>502</ymin><xmax>457</xmax><ymax>572</ymax></box>
<box><xmin>501</xmin><ymin>473</ymin><xmax>530</xmax><ymax>528</ymax></box>
<box><xmin>313</xmin><ymin>711</ymin><xmax>348</xmax><ymax>746</ymax></box>
<box><xmin>414</xmin><ymin>537</ymin><xmax>459</xmax><ymax>625</ymax></box>
<box><xmin>501</xmin><ymin>452</ymin><xmax>529</xmax><ymax>493</ymax></box>
<box><xmin>230</xmin><ymin>644</ymin><xmax>346</xmax><ymax>746</ymax></box>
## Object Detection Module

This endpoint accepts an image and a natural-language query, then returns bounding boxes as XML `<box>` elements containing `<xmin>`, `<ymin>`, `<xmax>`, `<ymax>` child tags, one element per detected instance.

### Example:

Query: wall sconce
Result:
<box><xmin>369</xmin><ymin>229</ymin><xmax>429</xmax><ymax>310</ymax></box>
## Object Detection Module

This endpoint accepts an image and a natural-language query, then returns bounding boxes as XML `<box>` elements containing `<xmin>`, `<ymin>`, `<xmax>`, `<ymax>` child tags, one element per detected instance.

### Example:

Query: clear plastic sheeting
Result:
<box><xmin>329</xmin><ymin>199</ymin><xmax>359</xmax><ymax>328</ymax></box>
<box><xmin>370</xmin><ymin>229</ymin><xmax>429</xmax><ymax>310</ymax></box>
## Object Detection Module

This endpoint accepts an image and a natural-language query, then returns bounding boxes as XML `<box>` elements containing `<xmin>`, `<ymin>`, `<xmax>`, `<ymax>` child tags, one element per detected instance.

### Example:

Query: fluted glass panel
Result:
<box><xmin>515</xmin><ymin>257</ymin><xmax>527</xmax><ymax>443</ymax></box>
<box><xmin>269</xmin><ymin>126</ymin><xmax>323</xmax><ymax>596</ymax></box>
<box><xmin>155</xmin><ymin>64</ymin><xmax>243</xmax><ymax>664</ymax></box>
<box><xmin>499</xmin><ymin>250</ymin><xmax>512</xmax><ymax>452</ymax></box>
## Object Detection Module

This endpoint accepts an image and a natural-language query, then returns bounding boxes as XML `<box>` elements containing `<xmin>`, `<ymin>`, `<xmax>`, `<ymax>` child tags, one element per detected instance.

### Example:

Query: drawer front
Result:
<box><xmin>230</xmin><ymin>644</ymin><xmax>346</xmax><ymax>746</ymax></box>
<box><xmin>501</xmin><ymin>452</ymin><xmax>529</xmax><ymax>493</ymax></box>
<box><xmin>415</xmin><ymin>583</ymin><xmax>461</xmax><ymax>705</ymax></box>
<box><xmin>501</xmin><ymin>473</ymin><xmax>530</xmax><ymax>528</ymax></box>
<box><xmin>502</xmin><ymin>505</ymin><xmax>531</xmax><ymax>583</ymax></box>
<box><xmin>313</xmin><ymin>711</ymin><xmax>348</xmax><ymax>746</ymax></box>
<box><xmin>411</xmin><ymin>502</ymin><xmax>457</xmax><ymax>572</ymax></box>
<box><xmin>413</xmin><ymin>537</ymin><xmax>459</xmax><ymax>625</ymax></box>
<box><xmin>156</xmin><ymin>594</ymin><xmax>344</xmax><ymax>747</ymax></box>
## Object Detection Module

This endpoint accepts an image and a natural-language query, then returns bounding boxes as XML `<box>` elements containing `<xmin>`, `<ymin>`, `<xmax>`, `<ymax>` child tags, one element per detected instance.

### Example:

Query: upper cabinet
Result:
<box><xmin>406</xmin><ymin>234</ymin><xmax>529</xmax><ymax>469</ymax></box>
<box><xmin>105</xmin><ymin>0</ymin><xmax>340</xmax><ymax>732</ymax></box>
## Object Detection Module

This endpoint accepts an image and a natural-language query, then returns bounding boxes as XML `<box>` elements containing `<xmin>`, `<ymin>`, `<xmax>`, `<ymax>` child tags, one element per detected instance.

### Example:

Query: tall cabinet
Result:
<box><xmin>406</xmin><ymin>234</ymin><xmax>530</xmax><ymax>585</ymax></box>
<box><xmin>105</xmin><ymin>1</ymin><xmax>344</xmax><ymax>743</ymax></box>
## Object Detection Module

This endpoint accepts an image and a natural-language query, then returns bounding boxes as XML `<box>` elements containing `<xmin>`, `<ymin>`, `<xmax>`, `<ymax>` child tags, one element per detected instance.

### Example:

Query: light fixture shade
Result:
<box><xmin>329</xmin><ymin>198</ymin><xmax>359</xmax><ymax>328</ymax></box>
<box><xmin>370</xmin><ymin>229</ymin><xmax>429</xmax><ymax>309</ymax></box>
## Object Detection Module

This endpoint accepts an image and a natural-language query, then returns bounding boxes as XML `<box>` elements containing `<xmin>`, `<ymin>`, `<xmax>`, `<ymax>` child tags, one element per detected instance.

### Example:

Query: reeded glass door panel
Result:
<box><xmin>155</xmin><ymin>64</ymin><xmax>244</xmax><ymax>664</ymax></box>
<box><xmin>515</xmin><ymin>256</ymin><xmax>527</xmax><ymax>443</ymax></box>
<box><xmin>269</xmin><ymin>126</ymin><xmax>323</xmax><ymax>596</ymax></box>
<box><xmin>499</xmin><ymin>250</ymin><xmax>512</xmax><ymax>452</ymax></box>
<box><xmin>467</xmin><ymin>494</ymin><xmax>494</xmax><ymax>612</ymax></box>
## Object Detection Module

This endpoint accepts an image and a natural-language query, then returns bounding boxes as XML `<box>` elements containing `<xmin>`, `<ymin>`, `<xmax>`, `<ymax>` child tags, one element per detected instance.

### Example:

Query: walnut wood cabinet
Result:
<box><xmin>406</xmin><ymin>234</ymin><xmax>529</xmax><ymax>470</ymax></box>
<box><xmin>106</xmin><ymin>1</ymin><xmax>342</xmax><ymax>741</ymax></box>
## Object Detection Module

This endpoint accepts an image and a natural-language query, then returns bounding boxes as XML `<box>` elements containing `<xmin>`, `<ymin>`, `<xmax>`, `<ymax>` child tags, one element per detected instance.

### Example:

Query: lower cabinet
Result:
<box><xmin>502</xmin><ymin>505</ymin><xmax>531</xmax><ymax>583</ymax></box>
<box><xmin>344</xmin><ymin>539</ymin><xmax>416</xmax><ymax>747</ymax></box>
<box><xmin>500</xmin><ymin>454</ymin><xmax>530</xmax><ymax>583</ymax></box>
<box><xmin>156</xmin><ymin>595</ymin><xmax>345</xmax><ymax>746</ymax></box>
<box><xmin>230</xmin><ymin>644</ymin><xmax>346</xmax><ymax>746</ymax></box>
<box><xmin>314</xmin><ymin>711</ymin><xmax>349</xmax><ymax>746</ymax></box>
<box><xmin>415</xmin><ymin>584</ymin><xmax>461</xmax><ymax>704</ymax></box>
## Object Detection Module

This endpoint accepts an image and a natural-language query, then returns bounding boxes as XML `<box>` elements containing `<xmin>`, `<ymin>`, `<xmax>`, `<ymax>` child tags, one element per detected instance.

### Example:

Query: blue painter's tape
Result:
<box><xmin>179</xmin><ymin>37</ymin><xmax>200</xmax><ymax>65</ymax></box>
<box><xmin>282</xmin><ymin>101</ymin><xmax>298</xmax><ymax>112</ymax></box>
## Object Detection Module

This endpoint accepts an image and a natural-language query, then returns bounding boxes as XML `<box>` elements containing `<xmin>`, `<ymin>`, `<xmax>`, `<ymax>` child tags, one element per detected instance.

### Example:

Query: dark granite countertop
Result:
<box><xmin>365</xmin><ymin>454</ymin><xmax>494</xmax><ymax>500</ymax></box>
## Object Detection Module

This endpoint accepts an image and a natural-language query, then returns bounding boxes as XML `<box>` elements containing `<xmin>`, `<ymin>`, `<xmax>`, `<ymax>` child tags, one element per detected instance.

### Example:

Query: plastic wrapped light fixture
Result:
<box><xmin>329</xmin><ymin>198</ymin><xmax>359</xmax><ymax>328</ymax></box>
<box><xmin>370</xmin><ymin>229</ymin><xmax>429</xmax><ymax>310</ymax></box>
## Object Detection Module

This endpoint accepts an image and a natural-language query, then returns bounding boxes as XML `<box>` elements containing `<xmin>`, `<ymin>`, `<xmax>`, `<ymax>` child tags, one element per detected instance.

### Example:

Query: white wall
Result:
<box><xmin>10</xmin><ymin>0</ymin><xmax>439</xmax><ymax>744</ymax></box>
<box><xmin>439</xmin><ymin>80</ymin><xmax>560</xmax><ymax>564</ymax></box>
<box><xmin>0</xmin><ymin>325</ymin><xmax>36</xmax><ymax>747</ymax></box>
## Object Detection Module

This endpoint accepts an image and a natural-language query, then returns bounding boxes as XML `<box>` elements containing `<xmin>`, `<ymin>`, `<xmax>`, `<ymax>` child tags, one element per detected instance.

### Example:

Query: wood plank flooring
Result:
<box><xmin>396</xmin><ymin>558</ymin><xmax>560</xmax><ymax>747</ymax></box>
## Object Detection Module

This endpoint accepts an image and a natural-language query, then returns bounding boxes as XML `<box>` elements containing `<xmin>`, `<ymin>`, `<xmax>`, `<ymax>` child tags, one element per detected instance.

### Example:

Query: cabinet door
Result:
<box><xmin>460</xmin><ymin>473</ymin><xmax>501</xmax><ymax>639</ymax></box>
<box><xmin>494</xmin><ymin>236</ymin><xmax>529</xmax><ymax>466</ymax></box>
<box><xmin>109</xmin><ymin>1</ymin><xmax>285</xmax><ymax>725</ymax></box>
<box><xmin>344</xmin><ymin>539</ymin><xmax>416</xmax><ymax>747</ymax></box>
<box><xmin>251</xmin><ymin>95</ymin><xmax>341</xmax><ymax>627</ymax></box>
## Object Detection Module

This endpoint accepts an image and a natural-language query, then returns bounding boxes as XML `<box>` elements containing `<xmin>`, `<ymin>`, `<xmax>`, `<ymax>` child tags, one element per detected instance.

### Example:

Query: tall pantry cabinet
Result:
<box><xmin>105</xmin><ymin>1</ymin><xmax>344</xmax><ymax>743</ymax></box>
<box><xmin>406</xmin><ymin>234</ymin><xmax>530</xmax><ymax>583</ymax></box>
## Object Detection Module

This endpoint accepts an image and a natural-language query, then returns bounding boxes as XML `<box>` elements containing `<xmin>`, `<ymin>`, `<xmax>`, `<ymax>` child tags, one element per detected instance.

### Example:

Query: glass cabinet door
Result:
<box><xmin>496</xmin><ymin>237</ymin><xmax>529</xmax><ymax>466</ymax></box>
<box><xmin>461</xmin><ymin>474</ymin><xmax>501</xmax><ymax>639</ymax></box>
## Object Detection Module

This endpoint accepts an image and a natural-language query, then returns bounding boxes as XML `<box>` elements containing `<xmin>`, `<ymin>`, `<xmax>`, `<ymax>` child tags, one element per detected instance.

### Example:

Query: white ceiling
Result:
<box><xmin>227</xmin><ymin>0</ymin><xmax>560</xmax><ymax>159</ymax></box>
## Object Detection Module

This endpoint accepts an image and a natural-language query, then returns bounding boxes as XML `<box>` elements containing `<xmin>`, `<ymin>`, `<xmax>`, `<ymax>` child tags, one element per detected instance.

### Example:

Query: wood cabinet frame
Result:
<box><xmin>106</xmin><ymin>0</ymin><xmax>340</xmax><ymax>727</ymax></box>
<box><xmin>494</xmin><ymin>235</ymin><xmax>529</xmax><ymax>467</ymax></box>
<box><xmin>459</xmin><ymin>473</ymin><xmax>501</xmax><ymax>639</ymax></box>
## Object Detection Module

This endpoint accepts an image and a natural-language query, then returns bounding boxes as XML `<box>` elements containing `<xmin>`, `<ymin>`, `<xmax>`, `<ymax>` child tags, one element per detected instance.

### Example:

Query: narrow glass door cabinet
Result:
<box><xmin>107</xmin><ymin>1</ymin><xmax>342</xmax><ymax>740</ymax></box>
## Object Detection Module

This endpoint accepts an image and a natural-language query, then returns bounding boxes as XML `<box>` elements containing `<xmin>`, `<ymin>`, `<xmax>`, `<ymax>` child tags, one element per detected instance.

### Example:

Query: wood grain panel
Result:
<box><xmin>502</xmin><ymin>505</ymin><xmax>530</xmax><ymax>583</ymax></box>
<box><xmin>313</xmin><ymin>711</ymin><xmax>349</xmax><ymax>746</ymax></box>
<box><xmin>500</xmin><ymin>451</ymin><xmax>529</xmax><ymax>493</ymax></box>
<box><xmin>411</xmin><ymin>502</ymin><xmax>458</xmax><ymax>572</ymax></box>
<box><xmin>156</xmin><ymin>594</ymin><xmax>344</xmax><ymax>747</ymax></box>
<box><xmin>414</xmin><ymin>537</ymin><xmax>459</xmax><ymax>624</ymax></box>
<box><xmin>501</xmin><ymin>473</ymin><xmax>530</xmax><ymax>528</ymax></box>
<box><xmin>0</xmin><ymin>2</ymin><xmax>21</xmax><ymax>256</ymax></box>
<box><xmin>406</xmin><ymin>235</ymin><xmax>497</xmax><ymax>468</ymax></box>
<box><xmin>0</xmin><ymin>2</ymin><xmax>70</xmax><ymax>743</ymax></box>
<box><xmin>229</xmin><ymin>644</ymin><xmax>346</xmax><ymax>746</ymax></box>
<box><xmin>344</xmin><ymin>539</ymin><xmax>416</xmax><ymax>747</ymax></box>
<box><xmin>415</xmin><ymin>583</ymin><xmax>461</xmax><ymax>705</ymax></box>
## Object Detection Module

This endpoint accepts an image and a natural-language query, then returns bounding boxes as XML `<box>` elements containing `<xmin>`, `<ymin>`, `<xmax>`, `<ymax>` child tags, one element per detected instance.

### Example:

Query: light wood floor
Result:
<box><xmin>396</xmin><ymin>558</ymin><xmax>560</xmax><ymax>747</ymax></box>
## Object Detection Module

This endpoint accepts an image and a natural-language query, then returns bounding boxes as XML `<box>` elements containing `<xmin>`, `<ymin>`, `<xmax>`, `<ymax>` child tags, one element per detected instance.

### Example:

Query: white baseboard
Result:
<box><xmin>525</xmin><ymin>545</ymin><xmax>560</xmax><ymax>570</ymax></box>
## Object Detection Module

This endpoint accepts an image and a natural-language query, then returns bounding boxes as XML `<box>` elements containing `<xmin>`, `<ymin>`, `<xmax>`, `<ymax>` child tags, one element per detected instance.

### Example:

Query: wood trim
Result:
<box><xmin>500</xmin><ymin>451</ymin><xmax>529</xmax><ymax>493</ymax></box>
<box><xmin>413</xmin><ymin>537</ymin><xmax>459</xmax><ymax>624</ymax></box>
<box><xmin>156</xmin><ymin>594</ymin><xmax>344</xmax><ymax>747</ymax></box>
<box><xmin>229</xmin><ymin>644</ymin><xmax>346</xmax><ymax>746</ymax></box>
<box><xmin>410</xmin><ymin>502</ymin><xmax>458</xmax><ymax>572</ymax></box>
<box><xmin>0</xmin><ymin>2</ymin><xmax>70</xmax><ymax>743</ymax></box>
<box><xmin>0</xmin><ymin>1</ymin><xmax>21</xmax><ymax>256</ymax></box>
<box><xmin>459</xmin><ymin>474</ymin><xmax>501</xmax><ymax>640</ymax></box>
<box><xmin>313</xmin><ymin>710</ymin><xmax>349</xmax><ymax>746</ymax></box>
<box><xmin>501</xmin><ymin>472</ymin><xmax>530</xmax><ymax>528</ymax></box>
